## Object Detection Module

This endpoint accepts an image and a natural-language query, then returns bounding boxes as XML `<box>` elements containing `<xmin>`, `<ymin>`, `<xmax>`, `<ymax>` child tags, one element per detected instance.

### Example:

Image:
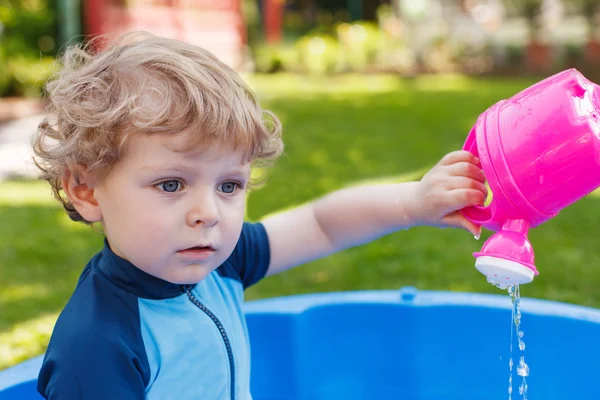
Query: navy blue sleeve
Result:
<box><xmin>37</xmin><ymin>265</ymin><xmax>150</xmax><ymax>399</ymax></box>
<box><xmin>220</xmin><ymin>222</ymin><xmax>271</xmax><ymax>289</ymax></box>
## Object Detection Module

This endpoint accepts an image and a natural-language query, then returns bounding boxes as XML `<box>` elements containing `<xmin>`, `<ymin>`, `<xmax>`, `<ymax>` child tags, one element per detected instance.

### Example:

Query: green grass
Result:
<box><xmin>3</xmin><ymin>73</ymin><xmax>600</xmax><ymax>370</ymax></box>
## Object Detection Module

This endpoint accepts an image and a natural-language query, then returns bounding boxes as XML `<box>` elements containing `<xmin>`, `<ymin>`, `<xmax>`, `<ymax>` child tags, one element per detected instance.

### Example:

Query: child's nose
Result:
<box><xmin>186</xmin><ymin>195</ymin><xmax>220</xmax><ymax>227</ymax></box>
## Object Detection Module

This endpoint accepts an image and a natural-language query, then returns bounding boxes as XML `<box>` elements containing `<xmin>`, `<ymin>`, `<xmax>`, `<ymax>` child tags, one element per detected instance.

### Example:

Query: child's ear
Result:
<box><xmin>61</xmin><ymin>166</ymin><xmax>102</xmax><ymax>223</ymax></box>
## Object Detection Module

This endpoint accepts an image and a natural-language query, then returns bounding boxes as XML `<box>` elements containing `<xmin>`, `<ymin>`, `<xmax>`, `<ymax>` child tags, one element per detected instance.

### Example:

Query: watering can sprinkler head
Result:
<box><xmin>473</xmin><ymin>219</ymin><xmax>538</xmax><ymax>290</ymax></box>
<box><xmin>475</xmin><ymin>256</ymin><xmax>535</xmax><ymax>290</ymax></box>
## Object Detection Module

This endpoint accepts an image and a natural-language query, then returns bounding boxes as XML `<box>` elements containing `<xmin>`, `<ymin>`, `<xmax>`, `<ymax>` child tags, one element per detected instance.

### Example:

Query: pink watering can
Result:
<box><xmin>461</xmin><ymin>68</ymin><xmax>600</xmax><ymax>289</ymax></box>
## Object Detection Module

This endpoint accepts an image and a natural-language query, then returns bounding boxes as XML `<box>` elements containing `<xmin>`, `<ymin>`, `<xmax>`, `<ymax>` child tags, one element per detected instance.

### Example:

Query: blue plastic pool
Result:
<box><xmin>1</xmin><ymin>287</ymin><xmax>599</xmax><ymax>399</ymax></box>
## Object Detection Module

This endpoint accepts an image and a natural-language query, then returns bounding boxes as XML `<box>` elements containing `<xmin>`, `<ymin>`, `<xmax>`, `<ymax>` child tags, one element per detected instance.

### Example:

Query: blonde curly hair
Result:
<box><xmin>33</xmin><ymin>31</ymin><xmax>283</xmax><ymax>223</ymax></box>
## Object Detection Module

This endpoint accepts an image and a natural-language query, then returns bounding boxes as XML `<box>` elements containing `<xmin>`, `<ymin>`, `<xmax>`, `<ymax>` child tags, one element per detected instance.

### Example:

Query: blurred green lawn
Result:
<box><xmin>2</xmin><ymin>73</ymin><xmax>600</xmax><ymax>370</ymax></box>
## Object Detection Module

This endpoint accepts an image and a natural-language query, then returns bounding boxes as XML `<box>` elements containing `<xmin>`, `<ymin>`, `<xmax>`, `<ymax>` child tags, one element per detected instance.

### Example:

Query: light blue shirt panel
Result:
<box><xmin>192</xmin><ymin>270</ymin><xmax>252</xmax><ymax>398</ymax></box>
<box><xmin>138</xmin><ymin>271</ymin><xmax>251</xmax><ymax>400</ymax></box>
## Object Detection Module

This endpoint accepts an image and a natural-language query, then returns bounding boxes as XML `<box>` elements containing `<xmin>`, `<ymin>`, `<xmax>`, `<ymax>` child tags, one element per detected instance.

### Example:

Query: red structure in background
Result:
<box><xmin>84</xmin><ymin>0</ymin><xmax>247</xmax><ymax>69</ymax></box>
<box><xmin>263</xmin><ymin>0</ymin><xmax>284</xmax><ymax>44</ymax></box>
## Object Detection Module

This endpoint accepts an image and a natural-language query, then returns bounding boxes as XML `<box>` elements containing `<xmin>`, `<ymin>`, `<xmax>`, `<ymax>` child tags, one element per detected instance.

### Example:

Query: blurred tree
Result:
<box><xmin>572</xmin><ymin>0</ymin><xmax>599</xmax><ymax>36</ymax></box>
<box><xmin>0</xmin><ymin>0</ymin><xmax>58</xmax><ymax>96</ymax></box>
<box><xmin>242</xmin><ymin>0</ymin><xmax>263</xmax><ymax>49</ymax></box>
<box><xmin>504</xmin><ymin>0</ymin><xmax>551</xmax><ymax>73</ymax></box>
<box><xmin>572</xmin><ymin>0</ymin><xmax>600</xmax><ymax>64</ymax></box>
<box><xmin>508</xmin><ymin>0</ymin><xmax>544</xmax><ymax>42</ymax></box>
<box><xmin>0</xmin><ymin>0</ymin><xmax>58</xmax><ymax>58</ymax></box>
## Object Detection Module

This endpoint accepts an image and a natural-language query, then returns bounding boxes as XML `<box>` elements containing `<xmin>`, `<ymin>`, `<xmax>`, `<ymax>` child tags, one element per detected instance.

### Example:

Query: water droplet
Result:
<box><xmin>486</xmin><ymin>276</ymin><xmax>503</xmax><ymax>289</ymax></box>
<box><xmin>509</xmin><ymin>358</ymin><xmax>513</xmax><ymax>369</ymax></box>
<box><xmin>519</xmin><ymin>341</ymin><xmax>526</xmax><ymax>351</ymax></box>
<box><xmin>517</xmin><ymin>357</ymin><xmax>529</xmax><ymax>377</ymax></box>
<box><xmin>518</xmin><ymin>331</ymin><xmax>524</xmax><ymax>338</ymax></box>
<box><xmin>474</xmin><ymin>233</ymin><xmax>481</xmax><ymax>240</ymax></box>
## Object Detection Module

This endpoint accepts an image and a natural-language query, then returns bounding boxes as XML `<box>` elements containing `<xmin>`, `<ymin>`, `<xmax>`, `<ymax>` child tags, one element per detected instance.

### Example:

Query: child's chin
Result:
<box><xmin>165</xmin><ymin>265</ymin><xmax>214</xmax><ymax>285</ymax></box>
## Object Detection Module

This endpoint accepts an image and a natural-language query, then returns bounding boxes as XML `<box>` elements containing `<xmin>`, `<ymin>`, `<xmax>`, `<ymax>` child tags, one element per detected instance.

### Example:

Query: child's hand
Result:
<box><xmin>413</xmin><ymin>150</ymin><xmax>487</xmax><ymax>236</ymax></box>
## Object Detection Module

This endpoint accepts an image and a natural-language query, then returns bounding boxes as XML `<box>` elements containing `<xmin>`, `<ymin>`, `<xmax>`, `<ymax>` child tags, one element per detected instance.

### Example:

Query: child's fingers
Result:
<box><xmin>445</xmin><ymin>162</ymin><xmax>486</xmax><ymax>182</ymax></box>
<box><xmin>443</xmin><ymin>212</ymin><xmax>482</xmax><ymax>237</ymax></box>
<box><xmin>438</xmin><ymin>150</ymin><xmax>480</xmax><ymax>167</ymax></box>
<box><xmin>445</xmin><ymin>177</ymin><xmax>487</xmax><ymax>197</ymax></box>
<box><xmin>445</xmin><ymin>187</ymin><xmax>486</xmax><ymax>210</ymax></box>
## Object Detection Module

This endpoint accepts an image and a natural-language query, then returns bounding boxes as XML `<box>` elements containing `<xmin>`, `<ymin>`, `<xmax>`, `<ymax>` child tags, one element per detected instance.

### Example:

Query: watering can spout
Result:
<box><xmin>473</xmin><ymin>219</ymin><xmax>537</xmax><ymax>289</ymax></box>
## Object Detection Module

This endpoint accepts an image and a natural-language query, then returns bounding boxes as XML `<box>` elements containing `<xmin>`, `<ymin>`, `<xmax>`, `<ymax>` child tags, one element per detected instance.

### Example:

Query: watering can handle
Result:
<box><xmin>460</xmin><ymin>130</ymin><xmax>494</xmax><ymax>225</ymax></box>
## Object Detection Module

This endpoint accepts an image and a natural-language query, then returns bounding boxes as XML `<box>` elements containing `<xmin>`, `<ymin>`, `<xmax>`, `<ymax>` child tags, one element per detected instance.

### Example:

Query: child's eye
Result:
<box><xmin>218</xmin><ymin>181</ymin><xmax>242</xmax><ymax>194</ymax></box>
<box><xmin>156</xmin><ymin>180</ymin><xmax>183</xmax><ymax>193</ymax></box>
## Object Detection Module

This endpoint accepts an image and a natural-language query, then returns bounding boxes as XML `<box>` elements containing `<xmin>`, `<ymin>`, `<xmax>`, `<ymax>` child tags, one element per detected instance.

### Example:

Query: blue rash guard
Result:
<box><xmin>37</xmin><ymin>222</ymin><xmax>270</xmax><ymax>400</ymax></box>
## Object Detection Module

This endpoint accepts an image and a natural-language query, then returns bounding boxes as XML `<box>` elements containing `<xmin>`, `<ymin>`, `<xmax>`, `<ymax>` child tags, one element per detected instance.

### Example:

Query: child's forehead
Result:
<box><xmin>125</xmin><ymin>130</ymin><xmax>251</xmax><ymax>169</ymax></box>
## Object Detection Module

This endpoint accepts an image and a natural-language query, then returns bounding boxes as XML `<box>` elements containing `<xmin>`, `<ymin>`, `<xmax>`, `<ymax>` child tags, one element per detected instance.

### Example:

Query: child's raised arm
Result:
<box><xmin>262</xmin><ymin>150</ymin><xmax>486</xmax><ymax>276</ymax></box>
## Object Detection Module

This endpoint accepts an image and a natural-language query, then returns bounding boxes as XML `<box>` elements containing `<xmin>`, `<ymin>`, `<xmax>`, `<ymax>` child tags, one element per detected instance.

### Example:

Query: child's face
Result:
<box><xmin>93</xmin><ymin>131</ymin><xmax>251</xmax><ymax>284</ymax></box>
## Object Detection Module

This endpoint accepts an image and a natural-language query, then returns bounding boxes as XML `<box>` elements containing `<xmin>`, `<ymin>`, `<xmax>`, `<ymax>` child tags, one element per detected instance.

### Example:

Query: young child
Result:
<box><xmin>33</xmin><ymin>32</ymin><xmax>487</xmax><ymax>399</ymax></box>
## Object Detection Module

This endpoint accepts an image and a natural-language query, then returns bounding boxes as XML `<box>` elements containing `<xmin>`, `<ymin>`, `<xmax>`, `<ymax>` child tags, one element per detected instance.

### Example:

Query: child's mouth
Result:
<box><xmin>177</xmin><ymin>246</ymin><xmax>216</xmax><ymax>260</ymax></box>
